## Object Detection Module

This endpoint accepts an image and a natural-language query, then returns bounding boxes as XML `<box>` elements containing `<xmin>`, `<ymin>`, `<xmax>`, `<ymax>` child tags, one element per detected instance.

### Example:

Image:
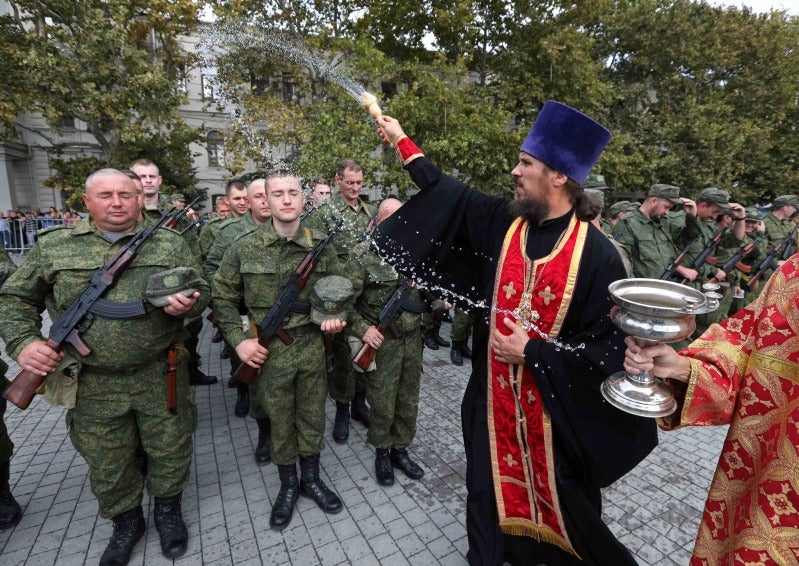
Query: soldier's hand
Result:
<box><xmin>680</xmin><ymin>198</ymin><xmax>697</xmax><ymax>215</ymax></box>
<box><xmin>321</xmin><ymin>319</ymin><xmax>347</xmax><ymax>335</ymax></box>
<box><xmin>18</xmin><ymin>340</ymin><xmax>63</xmax><ymax>376</ymax></box>
<box><xmin>714</xmin><ymin>269</ymin><xmax>727</xmax><ymax>280</ymax></box>
<box><xmin>490</xmin><ymin>317</ymin><xmax>529</xmax><ymax>365</ymax></box>
<box><xmin>236</xmin><ymin>338</ymin><xmax>268</xmax><ymax>369</ymax></box>
<box><xmin>756</xmin><ymin>221</ymin><xmax>765</xmax><ymax>232</ymax></box>
<box><xmin>363</xmin><ymin>326</ymin><xmax>384</xmax><ymax>349</ymax></box>
<box><xmin>376</xmin><ymin>115</ymin><xmax>407</xmax><ymax>146</ymax></box>
<box><xmin>163</xmin><ymin>291</ymin><xmax>199</xmax><ymax>316</ymax></box>
<box><xmin>675</xmin><ymin>266</ymin><xmax>699</xmax><ymax>281</ymax></box>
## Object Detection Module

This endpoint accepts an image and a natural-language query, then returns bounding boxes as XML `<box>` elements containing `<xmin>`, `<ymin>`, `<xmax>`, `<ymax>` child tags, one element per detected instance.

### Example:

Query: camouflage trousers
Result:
<box><xmin>0</xmin><ymin>376</ymin><xmax>12</xmax><ymax>462</ymax></box>
<box><xmin>450</xmin><ymin>309</ymin><xmax>474</xmax><ymax>342</ymax></box>
<box><xmin>328</xmin><ymin>333</ymin><xmax>368</xmax><ymax>403</ymax></box>
<box><xmin>365</xmin><ymin>329</ymin><xmax>423</xmax><ymax>449</ymax></box>
<box><xmin>257</xmin><ymin>330</ymin><xmax>326</xmax><ymax>465</ymax></box>
<box><xmin>67</xmin><ymin>349</ymin><xmax>196</xmax><ymax>518</ymax></box>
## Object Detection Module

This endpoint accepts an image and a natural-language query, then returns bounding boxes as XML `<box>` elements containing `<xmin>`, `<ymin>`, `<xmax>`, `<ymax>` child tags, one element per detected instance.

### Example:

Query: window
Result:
<box><xmin>201</xmin><ymin>66</ymin><xmax>218</xmax><ymax>101</ymax></box>
<box><xmin>207</xmin><ymin>130</ymin><xmax>225</xmax><ymax>167</ymax></box>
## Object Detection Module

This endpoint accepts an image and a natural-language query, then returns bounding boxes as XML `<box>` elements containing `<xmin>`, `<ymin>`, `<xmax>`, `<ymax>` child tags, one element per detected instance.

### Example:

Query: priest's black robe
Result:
<box><xmin>374</xmin><ymin>157</ymin><xmax>657</xmax><ymax>566</ymax></box>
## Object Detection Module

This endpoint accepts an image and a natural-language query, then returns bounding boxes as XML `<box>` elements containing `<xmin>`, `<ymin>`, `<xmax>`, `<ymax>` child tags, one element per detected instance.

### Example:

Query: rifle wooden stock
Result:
<box><xmin>3</xmin><ymin>339</ymin><xmax>61</xmax><ymax>410</ymax></box>
<box><xmin>166</xmin><ymin>347</ymin><xmax>178</xmax><ymax>415</ymax></box>
<box><xmin>232</xmin><ymin>327</ymin><xmax>295</xmax><ymax>384</ymax></box>
<box><xmin>353</xmin><ymin>341</ymin><xmax>377</xmax><ymax>372</ymax></box>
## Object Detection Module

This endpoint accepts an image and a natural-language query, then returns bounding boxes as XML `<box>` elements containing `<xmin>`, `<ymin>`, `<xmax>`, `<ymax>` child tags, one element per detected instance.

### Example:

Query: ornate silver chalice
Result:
<box><xmin>601</xmin><ymin>279</ymin><xmax>720</xmax><ymax>417</ymax></box>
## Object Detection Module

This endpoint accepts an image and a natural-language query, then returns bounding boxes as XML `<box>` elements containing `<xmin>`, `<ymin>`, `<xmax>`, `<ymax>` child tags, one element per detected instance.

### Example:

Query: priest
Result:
<box><xmin>372</xmin><ymin>102</ymin><xmax>657</xmax><ymax>565</ymax></box>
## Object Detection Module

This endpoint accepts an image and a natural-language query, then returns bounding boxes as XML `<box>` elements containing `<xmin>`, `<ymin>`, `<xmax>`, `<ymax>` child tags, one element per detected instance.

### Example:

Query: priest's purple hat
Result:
<box><xmin>520</xmin><ymin>101</ymin><xmax>612</xmax><ymax>184</ymax></box>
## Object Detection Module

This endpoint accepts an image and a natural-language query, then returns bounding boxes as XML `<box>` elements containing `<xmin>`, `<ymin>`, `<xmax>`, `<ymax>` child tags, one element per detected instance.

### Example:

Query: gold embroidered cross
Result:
<box><xmin>538</xmin><ymin>286</ymin><xmax>556</xmax><ymax>305</ymax></box>
<box><xmin>511</xmin><ymin>292</ymin><xmax>540</xmax><ymax>331</ymax></box>
<box><xmin>503</xmin><ymin>453</ymin><xmax>518</xmax><ymax>467</ymax></box>
<box><xmin>527</xmin><ymin>390</ymin><xmax>535</xmax><ymax>404</ymax></box>
<box><xmin>502</xmin><ymin>280</ymin><xmax>517</xmax><ymax>299</ymax></box>
<box><xmin>497</xmin><ymin>374</ymin><xmax>508</xmax><ymax>389</ymax></box>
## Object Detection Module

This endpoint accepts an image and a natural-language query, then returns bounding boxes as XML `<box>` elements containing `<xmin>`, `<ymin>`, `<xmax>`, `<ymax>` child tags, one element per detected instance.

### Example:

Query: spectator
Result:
<box><xmin>0</xmin><ymin>213</ymin><xmax>10</xmax><ymax>249</ymax></box>
<box><xmin>24</xmin><ymin>212</ymin><xmax>38</xmax><ymax>247</ymax></box>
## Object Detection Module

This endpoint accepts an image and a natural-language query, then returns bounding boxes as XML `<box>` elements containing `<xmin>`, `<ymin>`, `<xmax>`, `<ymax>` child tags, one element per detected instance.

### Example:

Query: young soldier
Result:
<box><xmin>212</xmin><ymin>171</ymin><xmax>347</xmax><ymax>530</ymax></box>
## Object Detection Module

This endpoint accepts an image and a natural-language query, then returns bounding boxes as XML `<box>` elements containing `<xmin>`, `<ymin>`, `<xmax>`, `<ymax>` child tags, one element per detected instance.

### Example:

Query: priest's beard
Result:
<box><xmin>508</xmin><ymin>196</ymin><xmax>550</xmax><ymax>226</ymax></box>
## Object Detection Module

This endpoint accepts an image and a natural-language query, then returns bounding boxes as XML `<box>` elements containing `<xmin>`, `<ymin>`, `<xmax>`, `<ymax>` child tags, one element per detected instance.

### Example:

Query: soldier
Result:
<box><xmin>315</xmin><ymin>159</ymin><xmax>376</xmax><ymax>444</ymax></box>
<box><xmin>762</xmin><ymin>194</ymin><xmax>797</xmax><ymax>247</ymax></box>
<box><xmin>422</xmin><ymin>295</ymin><xmax>451</xmax><ymax>350</ymax></box>
<box><xmin>348</xmin><ymin>198</ymin><xmax>426</xmax><ymax>485</ymax></box>
<box><xmin>585</xmin><ymin>188</ymin><xmax>633</xmax><ymax>276</ymax></box>
<box><xmin>212</xmin><ymin>171</ymin><xmax>347</xmax><ymax>530</ymax></box>
<box><xmin>582</xmin><ymin>174</ymin><xmax>613</xmax><ymax>234</ymax></box>
<box><xmin>0</xmin><ymin>169</ymin><xmax>209</xmax><ymax>564</ymax></box>
<box><xmin>204</xmin><ymin>180</ymin><xmax>271</xmax><ymax>453</ymax></box>
<box><xmin>733</xmin><ymin>207</ymin><xmax>768</xmax><ymax>311</ymax></box>
<box><xmin>199</xmin><ymin>180</ymin><xmax>248</xmax><ymax>262</ymax></box>
<box><xmin>449</xmin><ymin>308</ymin><xmax>474</xmax><ymax>366</ymax></box>
<box><xmin>309</xmin><ymin>176</ymin><xmax>332</xmax><ymax>207</ymax></box>
<box><xmin>606</xmin><ymin>201</ymin><xmax>637</xmax><ymax>240</ymax></box>
<box><xmin>0</xmin><ymin>245</ymin><xmax>22</xmax><ymax>530</ymax></box>
<box><xmin>130</xmin><ymin>159</ymin><xmax>215</xmax><ymax>386</ymax></box>
<box><xmin>617</xmin><ymin>184</ymin><xmax>693</xmax><ymax>280</ymax></box>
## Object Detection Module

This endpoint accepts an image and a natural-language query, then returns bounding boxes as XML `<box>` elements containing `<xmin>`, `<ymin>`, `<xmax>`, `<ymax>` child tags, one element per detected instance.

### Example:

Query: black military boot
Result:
<box><xmin>461</xmin><ymin>341</ymin><xmax>473</xmax><ymax>360</ymax></box>
<box><xmin>351</xmin><ymin>388</ymin><xmax>370</xmax><ymax>428</ymax></box>
<box><xmin>432</xmin><ymin>332</ymin><xmax>450</xmax><ymax>347</ymax></box>
<box><xmin>423</xmin><ymin>333</ymin><xmax>439</xmax><ymax>350</ymax></box>
<box><xmin>450</xmin><ymin>340</ymin><xmax>464</xmax><ymax>366</ymax></box>
<box><xmin>0</xmin><ymin>459</ymin><xmax>22</xmax><ymax>530</ymax></box>
<box><xmin>332</xmin><ymin>401</ymin><xmax>350</xmax><ymax>444</ymax></box>
<box><xmin>299</xmin><ymin>454</ymin><xmax>342</xmax><ymax>514</ymax></box>
<box><xmin>374</xmin><ymin>448</ymin><xmax>394</xmax><ymax>487</ymax></box>
<box><xmin>391</xmin><ymin>448</ymin><xmax>424</xmax><ymax>480</ymax></box>
<box><xmin>99</xmin><ymin>506</ymin><xmax>146</xmax><ymax>566</ymax></box>
<box><xmin>153</xmin><ymin>494</ymin><xmax>188</xmax><ymax>559</ymax></box>
<box><xmin>270</xmin><ymin>464</ymin><xmax>299</xmax><ymax>531</ymax></box>
<box><xmin>255</xmin><ymin>417</ymin><xmax>271</xmax><ymax>465</ymax></box>
<box><xmin>234</xmin><ymin>382</ymin><xmax>249</xmax><ymax>417</ymax></box>
<box><xmin>189</xmin><ymin>370</ymin><xmax>218</xmax><ymax>386</ymax></box>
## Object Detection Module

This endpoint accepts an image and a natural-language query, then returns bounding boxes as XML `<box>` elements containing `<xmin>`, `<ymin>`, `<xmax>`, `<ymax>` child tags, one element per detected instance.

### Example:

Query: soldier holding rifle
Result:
<box><xmin>348</xmin><ymin>198</ymin><xmax>427</xmax><ymax>487</ymax></box>
<box><xmin>0</xmin><ymin>169</ymin><xmax>209</xmax><ymax>565</ymax></box>
<box><xmin>211</xmin><ymin>171</ymin><xmax>348</xmax><ymax>531</ymax></box>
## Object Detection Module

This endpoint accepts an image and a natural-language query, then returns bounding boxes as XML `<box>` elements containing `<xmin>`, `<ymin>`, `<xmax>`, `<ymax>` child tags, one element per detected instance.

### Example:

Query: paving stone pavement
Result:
<box><xmin>0</xmin><ymin>315</ymin><xmax>728</xmax><ymax>565</ymax></box>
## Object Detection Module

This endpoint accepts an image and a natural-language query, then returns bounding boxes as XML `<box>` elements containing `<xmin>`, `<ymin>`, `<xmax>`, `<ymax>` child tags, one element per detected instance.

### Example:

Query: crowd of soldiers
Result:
<box><xmin>0</xmin><ymin>157</ymin><xmax>792</xmax><ymax>566</ymax></box>
<box><xmin>0</xmin><ymin>158</ymin><xmax>460</xmax><ymax>566</ymax></box>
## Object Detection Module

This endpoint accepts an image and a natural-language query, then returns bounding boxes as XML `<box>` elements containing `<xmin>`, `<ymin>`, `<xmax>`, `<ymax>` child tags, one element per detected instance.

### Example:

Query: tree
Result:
<box><xmin>0</xmin><ymin>0</ymin><xmax>203</xmax><ymax>202</ymax></box>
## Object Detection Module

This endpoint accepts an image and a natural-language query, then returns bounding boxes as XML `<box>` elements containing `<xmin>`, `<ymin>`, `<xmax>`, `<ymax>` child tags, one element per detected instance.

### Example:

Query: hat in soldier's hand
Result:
<box><xmin>647</xmin><ymin>184</ymin><xmax>682</xmax><ymax>207</ymax></box>
<box><xmin>772</xmin><ymin>194</ymin><xmax>799</xmax><ymax>208</ymax></box>
<box><xmin>697</xmin><ymin>187</ymin><xmax>730</xmax><ymax>206</ymax></box>
<box><xmin>310</xmin><ymin>275</ymin><xmax>354</xmax><ymax>325</ymax></box>
<box><xmin>144</xmin><ymin>267</ymin><xmax>203</xmax><ymax>307</ymax></box>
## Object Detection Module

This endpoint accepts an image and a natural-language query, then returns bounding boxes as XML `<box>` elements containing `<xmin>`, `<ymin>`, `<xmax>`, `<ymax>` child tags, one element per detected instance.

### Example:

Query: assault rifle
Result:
<box><xmin>233</xmin><ymin>218</ymin><xmax>343</xmax><ymax>384</ymax></box>
<box><xmin>708</xmin><ymin>237</ymin><xmax>762</xmax><ymax>284</ymax></box>
<box><xmin>3</xmin><ymin>208</ymin><xmax>178</xmax><ymax>410</ymax></box>
<box><xmin>677</xmin><ymin>225</ymin><xmax>729</xmax><ymax>284</ymax></box>
<box><xmin>746</xmin><ymin>227</ymin><xmax>799</xmax><ymax>290</ymax></box>
<box><xmin>660</xmin><ymin>235</ymin><xmax>700</xmax><ymax>281</ymax></box>
<box><xmin>352</xmin><ymin>278</ymin><xmax>413</xmax><ymax>372</ymax></box>
<box><xmin>166</xmin><ymin>196</ymin><xmax>202</xmax><ymax>230</ymax></box>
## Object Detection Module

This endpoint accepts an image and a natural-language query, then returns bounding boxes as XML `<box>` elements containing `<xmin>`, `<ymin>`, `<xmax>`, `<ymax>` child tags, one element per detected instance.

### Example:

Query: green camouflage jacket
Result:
<box><xmin>615</xmin><ymin>209</ymin><xmax>684</xmax><ymax>279</ymax></box>
<box><xmin>203</xmin><ymin>211</ymin><xmax>258</xmax><ymax>286</ymax></box>
<box><xmin>0</xmin><ymin>219</ymin><xmax>209</xmax><ymax>370</ymax></box>
<box><xmin>308</xmin><ymin>195</ymin><xmax>375</xmax><ymax>260</ymax></box>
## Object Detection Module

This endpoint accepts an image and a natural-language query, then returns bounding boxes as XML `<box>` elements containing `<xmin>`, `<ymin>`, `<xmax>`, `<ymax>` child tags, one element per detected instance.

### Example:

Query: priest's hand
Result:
<box><xmin>623</xmin><ymin>336</ymin><xmax>691</xmax><ymax>383</ymax></box>
<box><xmin>490</xmin><ymin>317</ymin><xmax>529</xmax><ymax>365</ymax></box>
<box><xmin>376</xmin><ymin>115</ymin><xmax>407</xmax><ymax>146</ymax></box>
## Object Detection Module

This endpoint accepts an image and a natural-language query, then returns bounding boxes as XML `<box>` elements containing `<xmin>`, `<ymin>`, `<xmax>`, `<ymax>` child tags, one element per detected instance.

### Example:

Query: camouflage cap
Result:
<box><xmin>171</xmin><ymin>193</ymin><xmax>186</xmax><ymax>202</ymax></box>
<box><xmin>144</xmin><ymin>267</ymin><xmax>203</xmax><ymax>307</ymax></box>
<box><xmin>584</xmin><ymin>188</ymin><xmax>604</xmax><ymax>209</ymax></box>
<box><xmin>744</xmin><ymin>206</ymin><xmax>762</xmax><ymax>221</ymax></box>
<box><xmin>697</xmin><ymin>187</ymin><xmax>730</xmax><ymax>206</ymax></box>
<box><xmin>583</xmin><ymin>174</ymin><xmax>610</xmax><ymax>190</ymax></box>
<box><xmin>647</xmin><ymin>184</ymin><xmax>682</xmax><ymax>206</ymax></box>
<box><xmin>772</xmin><ymin>194</ymin><xmax>799</xmax><ymax>207</ymax></box>
<box><xmin>607</xmin><ymin>201</ymin><xmax>635</xmax><ymax>217</ymax></box>
<box><xmin>309</xmin><ymin>275</ymin><xmax>354</xmax><ymax>325</ymax></box>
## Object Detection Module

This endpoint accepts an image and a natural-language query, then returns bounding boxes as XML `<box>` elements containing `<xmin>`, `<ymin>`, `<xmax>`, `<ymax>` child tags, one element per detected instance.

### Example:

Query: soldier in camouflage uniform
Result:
<box><xmin>733</xmin><ymin>207</ymin><xmax>768</xmax><ymax>312</ymax></box>
<box><xmin>583</xmin><ymin>174</ymin><xmax>614</xmax><ymax>235</ymax></box>
<box><xmin>616</xmin><ymin>184</ymin><xmax>692</xmax><ymax>280</ymax></box>
<box><xmin>130</xmin><ymin>159</ymin><xmax>215</xmax><ymax>387</ymax></box>
<box><xmin>0</xmin><ymin>169</ymin><xmax>210</xmax><ymax>564</ymax></box>
<box><xmin>199</xmin><ymin>180</ymin><xmax>248</xmax><ymax>262</ymax></box>
<box><xmin>606</xmin><ymin>201</ymin><xmax>638</xmax><ymax>240</ymax></box>
<box><xmin>212</xmin><ymin>171</ymin><xmax>347</xmax><ymax>531</ymax></box>
<box><xmin>347</xmin><ymin>198</ymin><xmax>426</xmax><ymax>486</ymax></box>
<box><xmin>312</xmin><ymin>159</ymin><xmax>376</xmax><ymax>444</ymax></box>
<box><xmin>762</xmin><ymin>194</ymin><xmax>797</xmax><ymax>248</ymax></box>
<box><xmin>205</xmin><ymin>179</ymin><xmax>271</xmax><ymax>457</ymax></box>
<box><xmin>0</xmin><ymin>244</ymin><xmax>22</xmax><ymax>530</ymax></box>
<box><xmin>585</xmin><ymin>188</ymin><xmax>633</xmax><ymax>276</ymax></box>
<box><xmin>450</xmin><ymin>308</ymin><xmax>474</xmax><ymax>366</ymax></box>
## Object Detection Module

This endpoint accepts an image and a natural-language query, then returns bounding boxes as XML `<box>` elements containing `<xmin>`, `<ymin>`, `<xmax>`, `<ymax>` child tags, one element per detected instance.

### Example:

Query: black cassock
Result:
<box><xmin>374</xmin><ymin>157</ymin><xmax>657</xmax><ymax>566</ymax></box>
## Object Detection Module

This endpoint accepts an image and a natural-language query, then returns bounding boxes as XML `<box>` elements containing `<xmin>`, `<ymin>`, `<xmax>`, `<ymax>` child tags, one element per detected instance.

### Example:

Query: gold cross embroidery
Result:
<box><xmin>511</xmin><ymin>292</ymin><xmax>540</xmax><ymax>331</ymax></box>
<box><xmin>527</xmin><ymin>390</ymin><xmax>536</xmax><ymax>404</ymax></box>
<box><xmin>503</xmin><ymin>453</ymin><xmax>518</xmax><ymax>467</ymax></box>
<box><xmin>497</xmin><ymin>374</ymin><xmax>508</xmax><ymax>389</ymax></box>
<box><xmin>538</xmin><ymin>286</ymin><xmax>556</xmax><ymax>305</ymax></box>
<box><xmin>502</xmin><ymin>280</ymin><xmax>517</xmax><ymax>299</ymax></box>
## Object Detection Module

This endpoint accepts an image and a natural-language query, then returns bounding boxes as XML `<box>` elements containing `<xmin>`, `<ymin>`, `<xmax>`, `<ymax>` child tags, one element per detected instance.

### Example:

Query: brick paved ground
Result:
<box><xmin>0</xmin><ymin>315</ymin><xmax>727</xmax><ymax>565</ymax></box>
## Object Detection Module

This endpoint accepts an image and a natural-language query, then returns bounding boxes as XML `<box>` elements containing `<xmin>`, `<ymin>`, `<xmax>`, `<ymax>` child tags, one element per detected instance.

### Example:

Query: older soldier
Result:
<box><xmin>205</xmin><ymin>180</ymin><xmax>270</xmax><ymax>448</ymax></box>
<box><xmin>315</xmin><ymin>159</ymin><xmax>376</xmax><ymax>443</ymax></box>
<box><xmin>0</xmin><ymin>169</ymin><xmax>209</xmax><ymax>564</ymax></box>
<box><xmin>212</xmin><ymin>171</ymin><xmax>346</xmax><ymax>530</ymax></box>
<box><xmin>616</xmin><ymin>184</ymin><xmax>691</xmax><ymax>280</ymax></box>
<box><xmin>0</xmin><ymin>245</ymin><xmax>22</xmax><ymax>530</ymax></box>
<box><xmin>348</xmin><ymin>198</ymin><xmax>427</xmax><ymax>486</ymax></box>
